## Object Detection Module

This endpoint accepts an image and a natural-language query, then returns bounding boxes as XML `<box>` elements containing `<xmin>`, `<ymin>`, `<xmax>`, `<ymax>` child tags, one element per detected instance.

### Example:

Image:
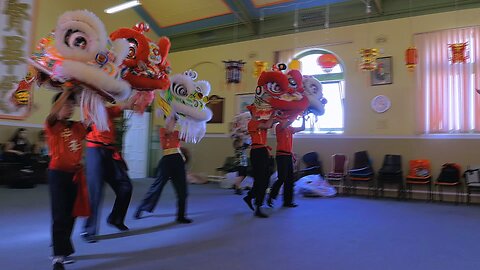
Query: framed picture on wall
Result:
<box><xmin>371</xmin><ymin>57</ymin><xmax>393</xmax><ymax>86</ymax></box>
<box><xmin>236</xmin><ymin>93</ymin><xmax>255</xmax><ymax>114</ymax></box>
<box><xmin>206</xmin><ymin>95</ymin><xmax>225</xmax><ymax>123</ymax></box>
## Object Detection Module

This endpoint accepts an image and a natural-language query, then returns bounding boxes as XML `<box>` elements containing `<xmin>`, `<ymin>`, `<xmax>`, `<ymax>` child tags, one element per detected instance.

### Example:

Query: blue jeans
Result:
<box><xmin>83</xmin><ymin>147</ymin><xmax>132</xmax><ymax>236</ymax></box>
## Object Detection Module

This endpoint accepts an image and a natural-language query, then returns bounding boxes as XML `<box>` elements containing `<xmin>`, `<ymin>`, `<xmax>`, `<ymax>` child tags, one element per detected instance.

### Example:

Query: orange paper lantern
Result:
<box><xmin>405</xmin><ymin>47</ymin><xmax>417</xmax><ymax>71</ymax></box>
<box><xmin>317</xmin><ymin>54</ymin><xmax>338</xmax><ymax>73</ymax></box>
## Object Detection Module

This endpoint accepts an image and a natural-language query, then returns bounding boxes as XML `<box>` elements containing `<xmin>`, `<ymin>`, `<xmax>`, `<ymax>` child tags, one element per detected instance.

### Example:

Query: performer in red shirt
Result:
<box><xmin>243</xmin><ymin>114</ymin><xmax>277</xmax><ymax>218</ymax></box>
<box><xmin>46</xmin><ymin>90</ymin><xmax>90</xmax><ymax>270</ymax></box>
<box><xmin>134</xmin><ymin>115</ymin><xmax>193</xmax><ymax>223</ymax></box>
<box><xmin>81</xmin><ymin>98</ymin><xmax>136</xmax><ymax>243</ymax></box>
<box><xmin>268</xmin><ymin>116</ymin><xmax>305</xmax><ymax>208</ymax></box>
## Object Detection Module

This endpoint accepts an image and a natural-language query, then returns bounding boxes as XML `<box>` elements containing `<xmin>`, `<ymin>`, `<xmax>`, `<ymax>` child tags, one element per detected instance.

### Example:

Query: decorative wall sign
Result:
<box><xmin>206</xmin><ymin>95</ymin><xmax>224</xmax><ymax>123</ymax></box>
<box><xmin>0</xmin><ymin>0</ymin><xmax>37</xmax><ymax>119</ymax></box>
<box><xmin>236</xmin><ymin>93</ymin><xmax>255</xmax><ymax>114</ymax></box>
<box><xmin>371</xmin><ymin>57</ymin><xmax>393</xmax><ymax>86</ymax></box>
<box><xmin>449</xmin><ymin>42</ymin><xmax>468</xmax><ymax>64</ymax></box>
<box><xmin>371</xmin><ymin>95</ymin><xmax>391</xmax><ymax>113</ymax></box>
<box><xmin>359</xmin><ymin>48</ymin><xmax>379</xmax><ymax>71</ymax></box>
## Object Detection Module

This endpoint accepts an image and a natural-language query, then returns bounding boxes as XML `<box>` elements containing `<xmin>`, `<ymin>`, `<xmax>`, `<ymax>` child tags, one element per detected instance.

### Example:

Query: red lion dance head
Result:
<box><xmin>248</xmin><ymin>64</ymin><xmax>308</xmax><ymax>121</ymax></box>
<box><xmin>110</xmin><ymin>22</ymin><xmax>171</xmax><ymax>112</ymax></box>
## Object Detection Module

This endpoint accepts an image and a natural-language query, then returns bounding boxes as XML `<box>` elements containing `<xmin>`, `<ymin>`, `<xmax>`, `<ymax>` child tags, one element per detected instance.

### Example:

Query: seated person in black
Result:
<box><xmin>4</xmin><ymin>128</ymin><xmax>33</xmax><ymax>171</ymax></box>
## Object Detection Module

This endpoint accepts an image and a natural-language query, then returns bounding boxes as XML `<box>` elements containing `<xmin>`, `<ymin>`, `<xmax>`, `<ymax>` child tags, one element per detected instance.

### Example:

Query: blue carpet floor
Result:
<box><xmin>0</xmin><ymin>180</ymin><xmax>479</xmax><ymax>270</ymax></box>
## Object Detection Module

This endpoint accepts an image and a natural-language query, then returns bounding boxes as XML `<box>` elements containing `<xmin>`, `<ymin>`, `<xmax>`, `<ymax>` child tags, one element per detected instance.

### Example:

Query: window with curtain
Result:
<box><xmin>415</xmin><ymin>26</ymin><xmax>480</xmax><ymax>134</ymax></box>
<box><xmin>290</xmin><ymin>49</ymin><xmax>345</xmax><ymax>134</ymax></box>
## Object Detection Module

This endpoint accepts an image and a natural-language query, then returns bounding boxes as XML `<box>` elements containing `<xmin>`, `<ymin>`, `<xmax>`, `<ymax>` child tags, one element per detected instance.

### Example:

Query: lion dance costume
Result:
<box><xmin>243</xmin><ymin>64</ymin><xmax>309</xmax><ymax>217</ymax></box>
<box><xmin>134</xmin><ymin>69</ymin><xmax>212</xmax><ymax>223</ymax></box>
<box><xmin>110</xmin><ymin>22</ymin><xmax>171</xmax><ymax>113</ymax></box>
<box><xmin>21</xmin><ymin>10</ymin><xmax>131</xmax><ymax>131</ymax></box>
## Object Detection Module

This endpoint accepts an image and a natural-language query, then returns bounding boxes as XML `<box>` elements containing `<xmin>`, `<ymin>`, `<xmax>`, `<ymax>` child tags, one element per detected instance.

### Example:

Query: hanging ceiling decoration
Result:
<box><xmin>405</xmin><ymin>47</ymin><xmax>417</xmax><ymax>71</ymax></box>
<box><xmin>317</xmin><ymin>54</ymin><xmax>338</xmax><ymax>73</ymax></box>
<box><xmin>449</xmin><ymin>42</ymin><xmax>468</xmax><ymax>64</ymax></box>
<box><xmin>223</xmin><ymin>60</ymin><xmax>246</xmax><ymax>84</ymax></box>
<box><xmin>359</xmin><ymin>48</ymin><xmax>379</xmax><ymax>71</ymax></box>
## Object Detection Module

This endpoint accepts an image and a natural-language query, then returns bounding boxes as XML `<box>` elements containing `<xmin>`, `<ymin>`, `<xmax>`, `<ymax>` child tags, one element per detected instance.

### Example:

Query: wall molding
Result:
<box><xmin>0</xmin><ymin>121</ymin><xmax>42</xmax><ymax>128</ymax></box>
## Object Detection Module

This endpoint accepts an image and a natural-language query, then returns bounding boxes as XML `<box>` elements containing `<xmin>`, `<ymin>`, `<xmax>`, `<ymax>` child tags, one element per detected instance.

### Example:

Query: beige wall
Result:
<box><xmin>167</xmin><ymin>8</ymin><xmax>480</xmax><ymax>185</ymax></box>
<box><xmin>2</xmin><ymin>4</ymin><xmax>480</xmax><ymax>190</ymax></box>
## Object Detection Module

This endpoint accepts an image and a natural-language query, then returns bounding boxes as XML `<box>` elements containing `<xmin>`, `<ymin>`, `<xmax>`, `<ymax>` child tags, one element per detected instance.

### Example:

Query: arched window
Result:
<box><xmin>292</xmin><ymin>49</ymin><xmax>345</xmax><ymax>134</ymax></box>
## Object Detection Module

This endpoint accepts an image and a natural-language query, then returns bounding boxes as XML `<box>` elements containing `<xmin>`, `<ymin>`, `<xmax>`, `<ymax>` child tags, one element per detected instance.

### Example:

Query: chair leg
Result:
<box><xmin>428</xmin><ymin>183</ymin><xmax>432</xmax><ymax>202</ymax></box>
<box><xmin>467</xmin><ymin>188</ymin><xmax>471</xmax><ymax>205</ymax></box>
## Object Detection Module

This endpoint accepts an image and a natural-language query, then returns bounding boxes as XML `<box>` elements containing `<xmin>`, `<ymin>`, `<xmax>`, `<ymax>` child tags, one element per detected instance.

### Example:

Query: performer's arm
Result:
<box><xmin>46</xmin><ymin>89</ymin><xmax>72</xmax><ymax>126</ymax></box>
<box><xmin>257</xmin><ymin>113</ymin><xmax>278</xmax><ymax>129</ymax></box>
<box><xmin>292</xmin><ymin>116</ymin><xmax>306</xmax><ymax>134</ymax></box>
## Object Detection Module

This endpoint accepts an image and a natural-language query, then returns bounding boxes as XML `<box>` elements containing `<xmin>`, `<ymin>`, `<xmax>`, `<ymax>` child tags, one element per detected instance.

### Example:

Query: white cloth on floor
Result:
<box><xmin>295</xmin><ymin>174</ymin><xmax>337</xmax><ymax>197</ymax></box>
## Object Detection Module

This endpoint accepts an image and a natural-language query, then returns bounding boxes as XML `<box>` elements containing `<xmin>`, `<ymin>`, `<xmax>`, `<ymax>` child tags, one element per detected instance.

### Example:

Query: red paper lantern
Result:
<box><xmin>405</xmin><ymin>47</ymin><xmax>417</xmax><ymax>71</ymax></box>
<box><xmin>317</xmin><ymin>54</ymin><xmax>338</xmax><ymax>73</ymax></box>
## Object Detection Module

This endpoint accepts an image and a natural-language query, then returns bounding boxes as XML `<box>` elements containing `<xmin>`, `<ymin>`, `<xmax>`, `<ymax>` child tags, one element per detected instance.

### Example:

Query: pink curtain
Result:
<box><xmin>415</xmin><ymin>26</ymin><xmax>480</xmax><ymax>134</ymax></box>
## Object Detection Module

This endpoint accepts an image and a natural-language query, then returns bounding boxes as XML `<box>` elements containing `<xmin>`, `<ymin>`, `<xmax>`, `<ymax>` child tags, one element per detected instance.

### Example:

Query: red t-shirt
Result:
<box><xmin>45</xmin><ymin>120</ymin><xmax>88</xmax><ymax>172</ymax></box>
<box><xmin>276</xmin><ymin>125</ymin><xmax>294</xmax><ymax>155</ymax></box>
<box><xmin>86</xmin><ymin>106</ymin><xmax>122</xmax><ymax>146</ymax></box>
<box><xmin>248</xmin><ymin>120</ymin><xmax>268</xmax><ymax>147</ymax></box>
<box><xmin>159</xmin><ymin>128</ymin><xmax>180</xmax><ymax>149</ymax></box>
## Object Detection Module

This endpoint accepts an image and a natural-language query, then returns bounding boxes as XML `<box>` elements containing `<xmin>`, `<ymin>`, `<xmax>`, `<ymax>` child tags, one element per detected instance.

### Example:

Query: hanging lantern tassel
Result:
<box><xmin>317</xmin><ymin>54</ymin><xmax>338</xmax><ymax>73</ymax></box>
<box><xmin>449</xmin><ymin>42</ymin><xmax>468</xmax><ymax>64</ymax></box>
<box><xmin>405</xmin><ymin>47</ymin><xmax>417</xmax><ymax>71</ymax></box>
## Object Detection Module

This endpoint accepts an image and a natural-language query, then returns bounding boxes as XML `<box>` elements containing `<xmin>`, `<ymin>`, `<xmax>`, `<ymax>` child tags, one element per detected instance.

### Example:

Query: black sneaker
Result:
<box><xmin>266</xmin><ymin>196</ymin><xmax>274</xmax><ymax>208</ymax></box>
<box><xmin>80</xmin><ymin>232</ymin><xmax>97</xmax><ymax>243</ymax></box>
<box><xmin>176</xmin><ymin>217</ymin><xmax>193</xmax><ymax>224</ymax></box>
<box><xmin>49</xmin><ymin>256</ymin><xmax>74</xmax><ymax>264</ymax></box>
<box><xmin>254</xmin><ymin>208</ymin><xmax>268</xmax><ymax>218</ymax></box>
<box><xmin>53</xmin><ymin>262</ymin><xmax>65</xmax><ymax>270</ymax></box>
<box><xmin>283</xmin><ymin>203</ymin><xmax>299</xmax><ymax>208</ymax></box>
<box><xmin>243</xmin><ymin>196</ymin><xmax>254</xmax><ymax>211</ymax></box>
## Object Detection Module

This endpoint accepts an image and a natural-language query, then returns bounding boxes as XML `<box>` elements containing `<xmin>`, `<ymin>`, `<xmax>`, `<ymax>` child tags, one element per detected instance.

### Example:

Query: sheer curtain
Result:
<box><xmin>415</xmin><ymin>26</ymin><xmax>480</xmax><ymax>134</ymax></box>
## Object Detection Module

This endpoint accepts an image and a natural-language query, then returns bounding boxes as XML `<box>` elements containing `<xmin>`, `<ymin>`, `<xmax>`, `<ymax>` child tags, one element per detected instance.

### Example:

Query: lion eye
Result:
<box><xmin>64</xmin><ymin>30</ymin><xmax>88</xmax><ymax>49</ymax></box>
<box><xmin>267</xmin><ymin>82</ymin><xmax>281</xmax><ymax>93</ymax></box>
<box><xmin>172</xmin><ymin>83</ymin><xmax>188</xmax><ymax>97</ymax></box>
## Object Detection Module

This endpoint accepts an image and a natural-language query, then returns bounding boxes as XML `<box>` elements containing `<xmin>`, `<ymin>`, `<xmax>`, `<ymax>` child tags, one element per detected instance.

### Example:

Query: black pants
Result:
<box><xmin>83</xmin><ymin>147</ymin><xmax>132</xmax><ymax>236</ymax></box>
<box><xmin>248</xmin><ymin>147</ymin><xmax>270</xmax><ymax>207</ymax></box>
<box><xmin>137</xmin><ymin>153</ymin><xmax>188</xmax><ymax>218</ymax></box>
<box><xmin>48</xmin><ymin>169</ymin><xmax>77</xmax><ymax>256</ymax></box>
<box><xmin>270</xmin><ymin>154</ymin><xmax>294</xmax><ymax>205</ymax></box>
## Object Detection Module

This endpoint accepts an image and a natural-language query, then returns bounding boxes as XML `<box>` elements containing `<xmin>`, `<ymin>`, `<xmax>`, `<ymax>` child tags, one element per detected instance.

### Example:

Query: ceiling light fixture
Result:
<box><xmin>104</xmin><ymin>0</ymin><xmax>141</xmax><ymax>14</ymax></box>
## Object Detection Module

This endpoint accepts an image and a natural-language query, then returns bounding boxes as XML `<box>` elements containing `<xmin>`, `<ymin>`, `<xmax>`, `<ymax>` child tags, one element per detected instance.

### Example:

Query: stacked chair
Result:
<box><xmin>325</xmin><ymin>154</ymin><xmax>348</xmax><ymax>194</ymax></box>
<box><xmin>434</xmin><ymin>163</ymin><xmax>462</xmax><ymax>204</ymax></box>
<box><xmin>377</xmin><ymin>155</ymin><xmax>404</xmax><ymax>199</ymax></box>
<box><xmin>348</xmin><ymin>151</ymin><xmax>375</xmax><ymax>197</ymax></box>
<box><xmin>405</xmin><ymin>159</ymin><xmax>432</xmax><ymax>201</ymax></box>
<box><xmin>464</xmin><ymin>166</ymin><xmax>480</xmax><ymax>204</ymax></box>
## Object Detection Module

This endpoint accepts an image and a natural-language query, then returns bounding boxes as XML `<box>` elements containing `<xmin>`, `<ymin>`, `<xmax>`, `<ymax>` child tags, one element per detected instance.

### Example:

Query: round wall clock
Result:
<box><xmin>371</xmin><ymin>95</ymin><xmax>391</xmax><ymax>113</ymax></box>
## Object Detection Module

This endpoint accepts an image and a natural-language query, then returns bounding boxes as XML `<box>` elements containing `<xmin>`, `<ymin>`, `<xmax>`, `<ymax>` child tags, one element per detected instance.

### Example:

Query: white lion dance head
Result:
<box><xmin>25</xmin><ymin>10</ymin><xmax>131</xmax><ymax>130</ymax></box>
<box><xmin>158</xmin><ymin>70</ymin><xmax>212</xmax><ymax>143</ymax></box>
<box><xmin>302</xmin><ymin>75</ymin><xmax>327</xmax><ymax>116</ymax></box>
